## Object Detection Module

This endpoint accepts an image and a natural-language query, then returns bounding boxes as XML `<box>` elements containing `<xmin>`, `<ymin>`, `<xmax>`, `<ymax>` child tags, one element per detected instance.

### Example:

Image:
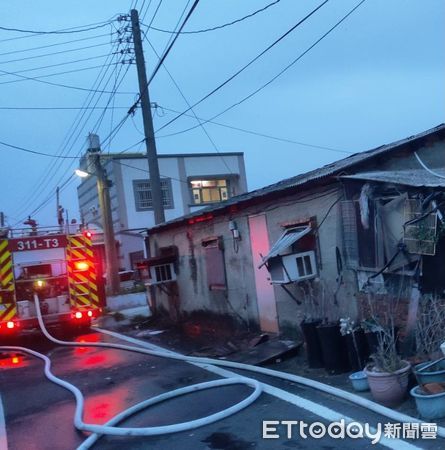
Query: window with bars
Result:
<box><xmin>190</xmin><ymin>179</ymin><xmax>229</xmax><ymax>205</ymax></box>
<box><xmin>133</xmin><ymin>179</ymin><xmax>174</xmax><ymax>211</ymax></box>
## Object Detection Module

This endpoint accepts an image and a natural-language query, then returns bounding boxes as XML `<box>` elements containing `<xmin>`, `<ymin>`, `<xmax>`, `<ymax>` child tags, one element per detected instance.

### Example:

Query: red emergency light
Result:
<box><xmin>6</xmin><ymin>321</ymin><xmax>15</xmax><ymax>329</ymax></box>
<box><xmin>74</xmin><ymin>261</ymin><xmax>89</xmax><ymax>271</ymax></box>
<box><xmin>83</xmin><ymin>230</ymin><xmax>92</xmax><ymax>239</ymax></box>
<box><xmin>74</xmin><ymin>311</ymin><xmax>83</xmax><ymax>319</ymax></box>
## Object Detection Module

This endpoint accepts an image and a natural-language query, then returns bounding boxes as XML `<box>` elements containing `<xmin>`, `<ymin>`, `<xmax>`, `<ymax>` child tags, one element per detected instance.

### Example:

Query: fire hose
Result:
<box><xmin>1</xmin><ymin>294</ymin><xmax>444</xmax><ymax>449</ymax></box>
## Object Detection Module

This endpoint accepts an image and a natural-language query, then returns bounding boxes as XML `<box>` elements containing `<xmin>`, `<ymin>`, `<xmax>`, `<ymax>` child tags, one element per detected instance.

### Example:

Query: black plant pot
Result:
<box><xmin>365</xmin><ymin>327</ymin><xmax>400</xmax><ymax>357</ymax></box>
<box><xmin>300</xmin><ymin>319</ymin><xmax>324</xmax><ymax>368</ymax></box>
<box><xmin>365</xmin><ymin>331</ymin><xmax>379</xmax><ymax>356</ymax></box>
<box><xmin>345</xmin><ymin>329</ymin><xmax>369</xmax><ymax>372</ymax></box>
<box><xmin>316</xmin><ymin>323</ymin><xmax>351</xmax><ymax>374</ymax></box>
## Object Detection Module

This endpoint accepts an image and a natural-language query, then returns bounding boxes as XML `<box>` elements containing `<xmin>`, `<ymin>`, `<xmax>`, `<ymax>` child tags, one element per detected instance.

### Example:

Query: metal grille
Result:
<box><xmin>340</xmin><ymin>200</ymin><xmax>359</xmax><ymax>268</ymax></box>
<box><xmin>404</xmin><ymin>199</ymin><xmax>438</xmax><ymax>256</ymax></box>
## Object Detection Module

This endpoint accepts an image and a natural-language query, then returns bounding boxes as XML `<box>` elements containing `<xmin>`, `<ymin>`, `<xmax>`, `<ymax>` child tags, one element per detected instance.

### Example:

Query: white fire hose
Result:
<box><xmin>1</xmin><ymin>293</ymin><xmax>444</xmax><ymax>449</ymax></box>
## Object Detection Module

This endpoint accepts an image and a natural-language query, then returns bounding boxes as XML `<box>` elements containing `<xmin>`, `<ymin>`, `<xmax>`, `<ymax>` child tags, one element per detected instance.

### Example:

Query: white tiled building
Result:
<box><xmin>77</xmin><ymin>151</ymin><xmax>247</xmax><ymax>270</ymax></box>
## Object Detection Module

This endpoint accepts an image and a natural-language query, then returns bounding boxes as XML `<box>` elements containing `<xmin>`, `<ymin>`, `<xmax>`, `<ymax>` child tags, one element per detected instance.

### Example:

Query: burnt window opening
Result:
<box><xmin>341</xmin><ymin>182</ymin><xmax>440</xmax><ymax>274</ymax></box>
<box><xmin>202</xmin><ymin>236</ymin><xmax>226</xmax><ymax>290</ymax></box>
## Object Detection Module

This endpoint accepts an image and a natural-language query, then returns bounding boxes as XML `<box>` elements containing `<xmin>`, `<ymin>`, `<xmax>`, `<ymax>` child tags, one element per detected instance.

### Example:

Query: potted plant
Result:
<box><xmin>298</xmin><ymin>281</ymin><xmax>324</xmax><ymax>368</ymax></box>
<box><xmin>413</xmin><ymin>294</ymin><xmax>445</xmax><ymax>385</ymax></box>
<box><xmin>410</xmin><ymin>383</ymin><xmax>445</xmax><ymax>420</ymax></box>
<box><xmin>313</xmin><ymin>282</ymin><xmax>350</xmax><ymax>374</ymax></box>
<box><xmin>340</xmin><ymin>317</ymin><xmax>369</xmax><ymax>372</ymax></box>
<box><xmin>340</xmin><ymin>318</ymin><xmax>370</xmax><ymax>391</ymax></box>
<box><xmin>364</xmin><ymin>325</ymin><xmax>411</xmax><ymax>406</ymax></box>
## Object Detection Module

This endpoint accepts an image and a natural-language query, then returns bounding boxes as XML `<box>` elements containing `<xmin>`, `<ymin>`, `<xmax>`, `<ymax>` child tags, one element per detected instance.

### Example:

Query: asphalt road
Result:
<box><xmin>0</xmin><ymin>328</ymin><xmax>442</xmax><ymax>450</ymax></box>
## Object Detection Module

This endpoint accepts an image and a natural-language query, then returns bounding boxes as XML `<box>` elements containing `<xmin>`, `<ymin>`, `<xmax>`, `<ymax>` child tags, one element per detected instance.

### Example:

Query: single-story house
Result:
<box><xmin>142</xmin><ymin>124</ymin><xmax>445</xmax><ymax>339</ymax></box>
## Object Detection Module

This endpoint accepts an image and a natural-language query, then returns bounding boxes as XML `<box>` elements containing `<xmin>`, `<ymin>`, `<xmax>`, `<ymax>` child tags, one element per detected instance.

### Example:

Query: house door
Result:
<box><xmin>248</xmin><ymin>214</ymin><xmax>279</xmax><ymax>333</ymax></box>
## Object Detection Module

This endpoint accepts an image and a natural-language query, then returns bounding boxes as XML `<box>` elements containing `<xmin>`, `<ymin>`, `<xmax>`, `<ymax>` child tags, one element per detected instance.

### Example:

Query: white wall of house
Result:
<box><xmin>77</xmin><ymin>152</ymin><xmax>247</xmax><ymax>271</ymax></box>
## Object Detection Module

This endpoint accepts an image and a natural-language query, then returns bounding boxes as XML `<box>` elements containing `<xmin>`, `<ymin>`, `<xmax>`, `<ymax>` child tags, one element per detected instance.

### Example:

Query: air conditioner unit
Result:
<box><xmin>149</xmin><ymin>262</ymin><xmax>176</xmax><ymax>285</ymax></box>
<box><xmin>268</xmin><ymin>251</ymin><xmax>317</xmax><ymax>284</ymax></box>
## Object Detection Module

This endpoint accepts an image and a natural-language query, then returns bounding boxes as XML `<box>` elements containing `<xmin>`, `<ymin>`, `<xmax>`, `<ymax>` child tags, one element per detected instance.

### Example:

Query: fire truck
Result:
<box><xmin>0</xmin><ymin>227</ymin><xmax>104</xmax><ymax>337</ymax></box>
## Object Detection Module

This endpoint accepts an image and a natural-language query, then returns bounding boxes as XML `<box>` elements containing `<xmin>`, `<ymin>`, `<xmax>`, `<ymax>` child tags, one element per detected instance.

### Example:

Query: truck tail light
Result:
<box><xmin>87</xmin><ymin>311</ymin><xmax>93</xmax><ymax>317</ymax></box>
<box><xmin>6</xmin><ymin>321</ymin><xmax>15</xmax><ymax>329</ymax></box>
<box><xmin>74</xmin><ymin>311</ymin><xmax>83</xmax><ymax>319</ymax></box>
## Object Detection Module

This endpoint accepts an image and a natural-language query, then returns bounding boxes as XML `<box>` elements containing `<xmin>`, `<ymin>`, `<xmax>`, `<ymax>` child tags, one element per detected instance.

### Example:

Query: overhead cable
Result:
<box><xmin>0</xmin><ymin>21</ymin><xmax>114</xmax><ymax>35</ymax></box>
<box><xmin>157</xmin><ymin>105</ymin><xmax>352</xmax><ymax>154</ymax></box>
<box><xmin>154</xmin><ymin>0</ymin><xmax>330</xmax><ymax>133</ymax></box>
<box><xmin>157</xmin><ymin>0</ymin><xmax>366</xmax><ymax>137</ymax></box>
<box><xmin>145</xmin><ymin>0</ymin><xmax>282</xmax><ymax>34</ymax></box>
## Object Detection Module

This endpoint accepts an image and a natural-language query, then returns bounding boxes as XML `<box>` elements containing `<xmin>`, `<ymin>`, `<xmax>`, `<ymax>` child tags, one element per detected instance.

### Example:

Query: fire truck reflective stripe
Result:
<box><xmin>69</xmin><ymin>237</ymin><xmax>86</xmax><ymax>249</ymax></box>
<box><xmin>70</xmin><ymin>248</ymin><xmax>86</xmax><ymax>260</ymax></box>
<box><xmin>0</xmin><ymin>241</ymin><xmax>14</xmax><ymax>292</ymax></box>
<box><xmin>75</xmin><ymin>283</ymin><xmax>90</xmax><ymax>295</ymax></box>
<box><xmin>67</xmin><ymin>234</ymin><xmax>100</xmax><ymax>310</ymax></box>
<box><xmin>0</xmin><ymin>240</ymin><xmax>8</xmax><ymax>253</ymax></box>
<box><xmin>0</xmin><ymin>304</ymin><xmax>17</xmax><ymax>322</ymax></box>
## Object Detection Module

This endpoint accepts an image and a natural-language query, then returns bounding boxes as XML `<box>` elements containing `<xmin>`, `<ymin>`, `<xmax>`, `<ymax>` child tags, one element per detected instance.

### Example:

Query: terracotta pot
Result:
<box><xmin>364</xmin><ymin>361</ymin><xmax>411</xmax><ymax>407</ymax></box>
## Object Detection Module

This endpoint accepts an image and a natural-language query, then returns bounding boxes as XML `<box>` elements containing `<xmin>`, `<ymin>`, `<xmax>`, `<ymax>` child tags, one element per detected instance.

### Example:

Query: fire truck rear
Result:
<box><xmin>0</xmin><ymin>227</ymin><xmax>103</xmax><ymax>337</ymax></box>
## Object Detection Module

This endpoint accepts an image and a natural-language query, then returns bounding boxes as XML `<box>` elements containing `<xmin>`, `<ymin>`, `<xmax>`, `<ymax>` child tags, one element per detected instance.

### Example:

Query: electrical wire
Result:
<box><xmin>0</xmin><ymin>33</ymin><xmax>112</xmax><ymax>58</ymax></box>
<box><xmin>145</xmin><ymin>37</ymin><xmax>233</xmax><ymax>174</ymax></box>
<box><xmin>157</xmin><ymin>105</ymin><xmax>352</xmax><ymax>154</ymax></box>
<box><xmin>12</xmin><ymin>40</ymin><xmax>125</xmax><ymax>222</ymax></box>
<box><xmin>0</xmin><ymin>53</ymin><xmax>112</xmax><ymax>79</ymax></box>
<box><xmin>153</xmin><ymin>0</ymin><xmax>330</xmax><ymax>133</ymax></box>
<box><xmin>129</xmin><ymin>0</ymin><xmax>200</xmax><ymax>113</ymax></box>
<box><xmin>0</xmin><ymin>140</ymin><xmax>80</xmax><ymax>159</ymax></box>
<box><xmin>0</xmin><ymin>18</ymin><xmax>118</xmax><ymax>44</ymax></box>
<box><xmin>0</xmin><ymin>106</ymin><xmax>130</xmax><ymax>110</ymax></box>
<box><xmin>0</xmin><ymin>65</ymin><xmax>135</xmax><ymax>93</ymax></box>
<box><xmin>156</xmin><ymin>0</ymin><xmax>366</xmax><ymax>137</ymax></box>
<box><xmin>0</xmin><ymin>42</ymin><xmax>114</xmax><ymax>65</ymax></box>
<box><xmin>145</xmin><ymin>0</ymin><xmax>282</xmax><ymax>34</ymax></box>
<box><xmin>0</xmin><ymin>21</ymin><xmax>114</xmax><ymax>35</ymax></box>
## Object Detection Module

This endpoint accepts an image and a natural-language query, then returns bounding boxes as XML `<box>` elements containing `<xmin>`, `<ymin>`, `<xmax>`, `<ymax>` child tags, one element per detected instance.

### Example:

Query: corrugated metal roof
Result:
<box><xmin>149</xmin><ymin>123</ymin><xmax>445</xmax><ymax>233</ymax></box>
<box><xmin>341</xmin><ymin>169</ymin><xmax>445</xmax><ymax>187</ymax></box>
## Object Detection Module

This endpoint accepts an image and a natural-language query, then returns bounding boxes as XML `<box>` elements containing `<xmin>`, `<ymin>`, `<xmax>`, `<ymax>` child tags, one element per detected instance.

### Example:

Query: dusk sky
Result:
<box><xmin>1</xmin><ymin>0</ymin><xmax>444</xmax><ymax>228</ymax></box>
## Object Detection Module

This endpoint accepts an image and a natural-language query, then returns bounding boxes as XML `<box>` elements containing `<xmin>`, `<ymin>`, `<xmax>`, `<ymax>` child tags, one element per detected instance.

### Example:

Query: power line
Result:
<box><xmin>0</xmin><ymin>140</ymin><xmax>80</xmax><ymax>159</ymax></box>
<box><xmin>0</xmin><ymin>53</ymin><xmax>112</xmax><ymax>79</ymax></box>
<box><xmin>157</xmin><ymin>0</ymin><xmax>367</xmax><ymax>138</ymax></box>
<box><xmin>0</xmin><ymin>33</ymin><xmax>112</xmax><ymax>58</ymax></box>
<box><xmin>145</xmin><ymin>37</ymin><xmax>234</xmax><ymax>173</ymax></box>
<box><xmin>154</xmin><ymin>0</ymin><xmax>330</xmax><ymax>133</ymax></box>
<box><xmin>0</xmin><ymin>65</ymin><xmax>135</xmax><ymax>94</ymax></box>
<box><xmin>0</xmin><ymin>106</ymin><xmax>130</xmax><ymax>110</ymax></box>
<box><xmin>144</xmin><ymin>0</ymin><xmax>282</xmax><ymax>34</ymax></box>
<box><xmin>0</xmin><ymin>62</ymin><xmax>120</xmax><ymax>86</ymax></box>
<box><xmin>0</xmin><ymin>41</ymin><xmax>114</xmax><ymax>65</ymax></box>
<box><xmin>12</xmin><ymin>43</ymin><xmax>124</xmax><ymax>219</ymax></box>
<box><xmin>128</xmin><ymin>0</ymin><xmax>200</xmax><ymax>114</ymax></box>
<box><xmin>157</xmin><ymin>105</ymin><xmax>352</xmax><ymax>154</ymax></box>
<box><xmin>0</xmin><ymin>21</ymin><xmax>113</xmax><ymax>35</ymax></box>
<box><xmin>0</xmin><ymin>18</ymin><xmax>117</xmax><ymax>44</ymax></box>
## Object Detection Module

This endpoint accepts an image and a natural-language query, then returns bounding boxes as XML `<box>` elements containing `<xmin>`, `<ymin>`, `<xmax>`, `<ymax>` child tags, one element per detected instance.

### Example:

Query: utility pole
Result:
<box><xmin>130</xmin><ymin>9</ymin><xmax>165</xmax><ymax>225</ymax></box>
<box><xmin>87</xmin><ymin>135</ymin><xmax>120</xmax><ymax>295</ymax></box>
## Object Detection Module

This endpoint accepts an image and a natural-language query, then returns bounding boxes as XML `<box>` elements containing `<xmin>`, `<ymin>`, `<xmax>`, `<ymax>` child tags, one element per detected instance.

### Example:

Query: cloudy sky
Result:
<box><xmin>1</xmin><ymin>0</ymin><xmax>444</xmax><ymax>228</ymax></box>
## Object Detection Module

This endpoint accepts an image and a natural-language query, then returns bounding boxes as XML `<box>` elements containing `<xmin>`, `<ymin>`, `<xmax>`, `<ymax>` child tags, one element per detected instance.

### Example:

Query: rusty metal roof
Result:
<box><xmin>148</xmin><ymin>123</ymin><xmax>445</xmax><ymax>233</ymax></box>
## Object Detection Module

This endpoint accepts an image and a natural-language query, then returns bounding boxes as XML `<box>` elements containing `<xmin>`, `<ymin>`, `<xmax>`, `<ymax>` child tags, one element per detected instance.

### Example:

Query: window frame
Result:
<box><xmin>188</xmin><ymin>175</ymin><xmax>233</xmax><ymax>206</ymax></box>
<box><xmin>132</xmin><ymin>178</ymin><xmax>174</xmax><ymax>211</ymax></box>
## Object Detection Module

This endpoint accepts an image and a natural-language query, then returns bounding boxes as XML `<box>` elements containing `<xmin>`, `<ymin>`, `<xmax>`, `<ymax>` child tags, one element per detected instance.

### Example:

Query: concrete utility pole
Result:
<box><xmin>87</xmin><ymin>136</ymin><xmax>120</xmax><ymax>295</ymax></box>
<box><xmin>130</xmin><ymin>8</ymin><xmax>165</xmax><ymax>225</ymax></box>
